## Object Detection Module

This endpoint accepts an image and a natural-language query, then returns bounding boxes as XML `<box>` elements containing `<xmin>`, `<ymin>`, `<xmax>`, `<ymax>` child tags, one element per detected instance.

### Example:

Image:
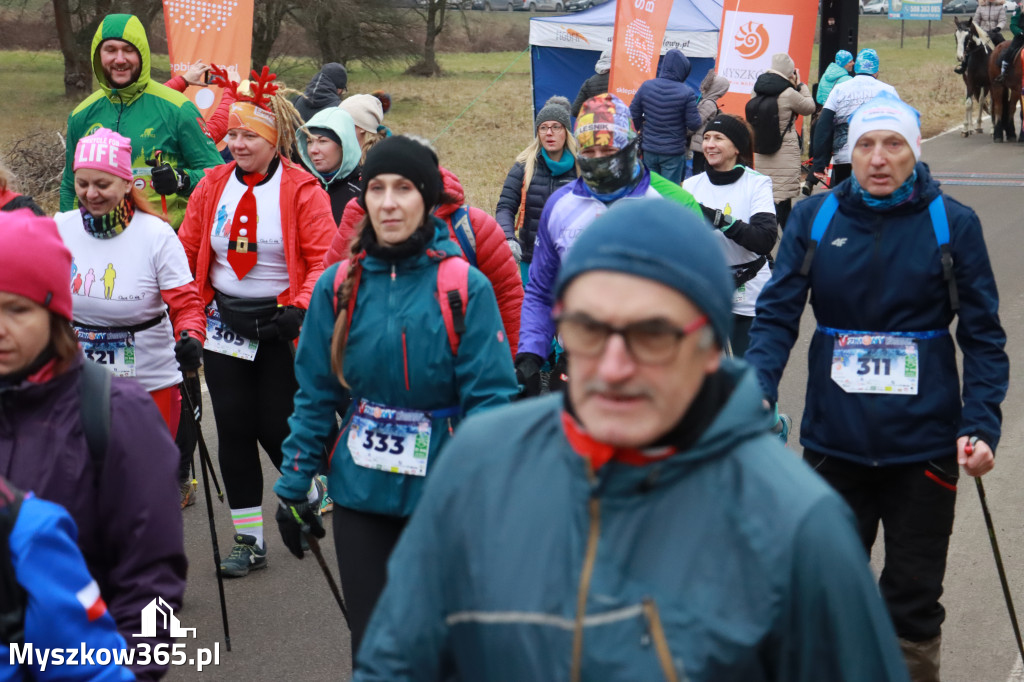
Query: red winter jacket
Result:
<box><xmin>178</xmin><ymin>158</ymin><xmax>335</xmax><ymax>309</ymax></box>
<box><xmin>163</xmin><ymin>75</ymin><xmax>237</xmax><ymax>144</ymax></box>
<box><xmin>324</xmin><ymin>167</ymin><xmax>523</xmax><ymax>355</ymax></box>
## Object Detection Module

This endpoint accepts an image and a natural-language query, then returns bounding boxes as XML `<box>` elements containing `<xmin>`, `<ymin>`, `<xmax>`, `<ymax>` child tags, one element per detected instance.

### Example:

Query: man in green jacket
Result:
<box><xmin>995</xmin><ymin>1</ymin><xmax>1024</xmax><ymax>83</ymax></box>
<box><xmin>60</xmin><ymin>14</ymin><xmax>223</xmax><ymax>228</ymax></box>
<box><xmin>353</xmin><ymin>199</ymin><xmax>910</xmax><ymax>682</ymax></box>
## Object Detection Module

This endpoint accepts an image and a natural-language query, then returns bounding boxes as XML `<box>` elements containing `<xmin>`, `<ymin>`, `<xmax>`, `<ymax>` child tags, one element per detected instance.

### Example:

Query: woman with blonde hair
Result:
<box><xmin>496</xmin><ymin>95</ymin><xmax>579</xmax><ymax>280</ymax></box>
<box><xmin>178</xmin><ymin>67</ymin><xmax>335</xmax><ymax>577</ymax></box>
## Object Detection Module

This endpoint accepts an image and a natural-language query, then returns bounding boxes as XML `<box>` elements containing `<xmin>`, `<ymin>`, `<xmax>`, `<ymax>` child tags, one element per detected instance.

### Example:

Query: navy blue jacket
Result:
<box><xmin>629</xmin><ymin>50</ymin><xmax>702</xmax><ymax>155</ymax></box>
<box><xmin>746</xmin><ymin>164</ymin><xmax>1008</xmax><ymax>466</ymax></box>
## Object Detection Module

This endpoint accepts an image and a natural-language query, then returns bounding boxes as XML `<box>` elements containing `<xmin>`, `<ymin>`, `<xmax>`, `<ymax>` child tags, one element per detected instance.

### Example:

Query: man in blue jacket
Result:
<box><xmin>746</xmin><ymin>93</ymin><xmax>1008</xmax><ymax>681</ymax></box>
<box><xmin>629</xmin><ymin>49</ymin><xmax>703</xmax><ymax>183</ymax></box>
<box><xmin>354</xmin><ymin>199</ymin><xmax>910</xmax><ymax>682</ymax></box>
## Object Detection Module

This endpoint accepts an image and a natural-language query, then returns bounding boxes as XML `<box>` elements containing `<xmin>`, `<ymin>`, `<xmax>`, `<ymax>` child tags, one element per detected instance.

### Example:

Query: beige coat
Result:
<box><xmin>753</xmin><ymin>79</ymin><xmax>816</xmax><ymax>202</ymax></box>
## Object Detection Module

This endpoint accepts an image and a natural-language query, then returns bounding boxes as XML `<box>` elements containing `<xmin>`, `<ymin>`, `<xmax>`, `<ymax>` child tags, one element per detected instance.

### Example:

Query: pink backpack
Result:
<box><xmin>332</xmin><ymin>252</ymin><xmax>470</xmax><ymax>355</ymax></box>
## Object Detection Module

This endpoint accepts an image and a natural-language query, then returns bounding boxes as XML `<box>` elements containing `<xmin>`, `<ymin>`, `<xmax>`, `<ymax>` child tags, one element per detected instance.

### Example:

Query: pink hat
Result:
<box><xmin>0</xmin><ymin>209</ymin><xmax>73</xmax><ymax>320</ymax></box>
<box><xmin>73</xmin><ymin>128</ymin><xmax>133</xmax><ymax>182</ymax></box>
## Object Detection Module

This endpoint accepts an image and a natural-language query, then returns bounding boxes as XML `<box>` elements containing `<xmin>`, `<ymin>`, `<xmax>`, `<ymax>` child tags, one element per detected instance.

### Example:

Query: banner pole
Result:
<box><xmin>927</xmin><ymin>19</ymin><xmax>932</xmax><ymax>48</ymax></box>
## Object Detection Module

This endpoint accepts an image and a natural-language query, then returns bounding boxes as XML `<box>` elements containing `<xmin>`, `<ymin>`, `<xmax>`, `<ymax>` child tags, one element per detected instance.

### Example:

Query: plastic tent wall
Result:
<box><xmin>529</xmin><ymin>0</ymin><xmax>725</xmax><ymax>118</ymax></box>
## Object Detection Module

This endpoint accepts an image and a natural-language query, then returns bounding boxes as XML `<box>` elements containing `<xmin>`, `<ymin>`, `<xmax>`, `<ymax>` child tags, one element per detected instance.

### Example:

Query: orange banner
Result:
<box><xmin>162</xmin><ymin>0</ymin><xmax>254</xmax><ymax>121</ymax></box>
<box><xmin>714</xmin><ymin>0</ymin><xmax>820</xmax><ymax>116</ymax></box>
<box><xmin>607</xmin><ymin>0</ymin><xmax>675</xmax><ymax>107</ymax></box>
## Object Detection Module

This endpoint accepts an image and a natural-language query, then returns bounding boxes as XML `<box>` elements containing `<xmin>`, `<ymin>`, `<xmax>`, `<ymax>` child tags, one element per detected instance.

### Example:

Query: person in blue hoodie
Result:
<box><xmin>352</xmin><ymin>198</ymin><xmax>909</xmax><ymax>682</ymax></box>
<box><xmin>629</xmin><ymin>49</ymin><xmax>703</xmax><ymax>184</ymax></box>
<box><xmin>746</xmin><ymin>93</ymin><xmax>1008</xmax><ymax>681</ymax></box>
<box><xmin>816</xmin><ymin>49</ymin><xmax>854</xmax><ymax>106</ymax></box>
<box><xmin>1</xmin><ymin>477</ymin><xmax>134</xmax><ymax>682</ymax></box>
<box><xmin>297</xmin><ymin>106</ymin><xmax>363</xmax><ymax>224</ymax></box>
<box><xmin>274</xmin><ymin>135</ymin><xmax>517</xmax><ymax>660</ymax></box>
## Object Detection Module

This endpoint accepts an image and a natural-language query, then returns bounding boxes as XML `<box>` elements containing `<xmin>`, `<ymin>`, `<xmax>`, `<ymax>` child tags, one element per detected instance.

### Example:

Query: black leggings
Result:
<box><xmin>730</xmin><ymin>314</ymin><xmax>754</xmax><ymax>357</ymax></box>
<box><xmin>332</xmin><ymin>506</ymin><xmax>407</xmax><ymax>659</ymax></box>
<box><xmin>202</xmin><ymin>339</ymin><xmax>297</xmax><ymax>510</ymax></box>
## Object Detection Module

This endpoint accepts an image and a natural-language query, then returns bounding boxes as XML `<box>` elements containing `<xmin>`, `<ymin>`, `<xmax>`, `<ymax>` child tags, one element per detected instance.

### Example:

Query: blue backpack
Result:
<box><xmin>798</xmin><ymin>192</ymin><xmax>959</xmax><ymax>311</ymax></box>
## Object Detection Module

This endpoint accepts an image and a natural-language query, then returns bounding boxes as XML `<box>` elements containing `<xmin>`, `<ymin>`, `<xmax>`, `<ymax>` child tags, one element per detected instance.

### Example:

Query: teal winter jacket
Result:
<box><xmin>354</xmin><ymin>362</ymin><xmax>909</xmax><ymax>682</ymax></box>
<box><xmin>816</xmin><ymin>62</ymin><xmax>853</xmax><ymax>105</ymax></box>
<box><xmin>275</xmin><ymin>219</ymin><xmax>517</xmax><ymax>517</ymax></box>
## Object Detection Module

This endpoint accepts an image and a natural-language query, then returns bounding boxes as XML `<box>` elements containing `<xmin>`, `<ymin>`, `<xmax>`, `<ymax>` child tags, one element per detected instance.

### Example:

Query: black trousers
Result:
<box><xmin>775</xmin><ymin>199</ymin><xmax>792</xmax><ymax>232</ymax></box>
<box><xmin>332</xmin><ymin>506</ymin><xmax>407</xmax><ymax>659</ymax></box>
<box><xmin>730</xmin><ymin>314</ymin><xmax>754</xmax><ymax>357</ymax></box>
<box><xmin>804</xmin><ymin>450</ymin><xmax>958</xmax><ymax>641</ymax></box>
<box><xmin>202</xmin><ymin>339</ymin><xmax>297</xmax><ymax>510</ymax></box>
<box><xmin>175</xmin><ymin>400</ymin><xmax>197</xmax><ymax>484</ymax></box>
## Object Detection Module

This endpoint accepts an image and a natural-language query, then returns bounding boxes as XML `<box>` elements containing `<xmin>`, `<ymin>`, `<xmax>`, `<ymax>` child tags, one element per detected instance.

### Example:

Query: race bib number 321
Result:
<box><xmin>831</xmin><ymin>334</ymin><xmax>919</xmax><ymax>395</ymax></box>
<box><xmin>75</xmin><ymin>328</ymin><xmax>136</xmax><ymax>378</ymax></box>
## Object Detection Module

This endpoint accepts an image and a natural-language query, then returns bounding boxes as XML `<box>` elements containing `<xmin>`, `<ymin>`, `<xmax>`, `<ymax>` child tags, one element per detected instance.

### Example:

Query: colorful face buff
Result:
<box><xmin>80</xmin><ymin>195</ymin><xmax>136</xmax><ymax>239</ymax></box>
<box><xmin>577</xmin><ymin>137</ymin><xmax>641</xmax><ymax>199</ymax></box>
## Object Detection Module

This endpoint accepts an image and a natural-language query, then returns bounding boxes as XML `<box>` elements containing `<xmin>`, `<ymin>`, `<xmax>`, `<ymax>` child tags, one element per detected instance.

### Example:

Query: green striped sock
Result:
<box><xmin>231</xmin><ymin>506</ymin><xmax>264</xmax><ymax>549</ymax></box>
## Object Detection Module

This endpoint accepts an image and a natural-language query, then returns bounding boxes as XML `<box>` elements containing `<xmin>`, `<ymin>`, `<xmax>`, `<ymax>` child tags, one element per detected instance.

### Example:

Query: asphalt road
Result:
<box><xmin>166</xmin><ymin>125</ymin><xmax>1023</xmax><ymax>682</ymax></box>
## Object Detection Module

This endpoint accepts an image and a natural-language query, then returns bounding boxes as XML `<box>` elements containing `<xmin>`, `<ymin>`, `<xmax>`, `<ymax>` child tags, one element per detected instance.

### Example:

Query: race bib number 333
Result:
<box><xmin>831</xmin><ymin>334</ymin><xmax>919</xmax><ymax>395</ymax></box>
<box><xmin>347</xmin><ymin>400</ymin><xmax>432</xmax><ymax>477</ymax></box>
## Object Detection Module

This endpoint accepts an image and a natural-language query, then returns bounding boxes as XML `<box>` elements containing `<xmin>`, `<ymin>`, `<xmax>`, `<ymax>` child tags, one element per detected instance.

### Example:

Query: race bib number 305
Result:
<box><xmin>831</xmin><ymin>334</ymin><xmax>919</xmax><ymax>395</ymax></box>
<box><xmin>75</xmin><ymin>329</ymin><xmax>136</xmax><ymax>378</ymax></box>
<box><xmin>347</xmin><ymin>400</ymin><xmax>432</xmax><ymax>477</ymax></box>
<box><xmin>204</xmin><ymin>302</ymin><xmax>258</xmax><ymax>361</ymax></box>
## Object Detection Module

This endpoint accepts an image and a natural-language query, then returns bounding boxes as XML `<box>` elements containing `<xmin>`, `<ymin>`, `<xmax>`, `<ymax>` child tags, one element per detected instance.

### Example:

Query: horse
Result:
<box><xmin>989</xmin><ymin>39</ymin><xmax>1024</xmax><ymax>142</ymax></box>
<box><xmin>954</xmin><ymin>18</ymin><xmax>994</xmax><ymax>136</ymax></box>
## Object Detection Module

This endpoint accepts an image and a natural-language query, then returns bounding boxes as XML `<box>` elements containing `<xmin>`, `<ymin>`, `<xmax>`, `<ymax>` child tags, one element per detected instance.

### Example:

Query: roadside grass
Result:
<box><xmin>0</xmin><ymin>14</ymin><xmax>982</xmax><ymax>213</ymax></box>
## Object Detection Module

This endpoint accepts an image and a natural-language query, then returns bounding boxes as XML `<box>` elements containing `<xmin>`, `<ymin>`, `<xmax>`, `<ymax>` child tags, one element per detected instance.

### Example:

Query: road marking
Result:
<box><xmin>930</xmin><ymin>171</ymin><xmax>1024</xmax><ymax>187</ymax></box>
<box><xmin>1006</xmin><ymin>653</ymin><xmax>1023</xmax><ymax>682</ymax></box>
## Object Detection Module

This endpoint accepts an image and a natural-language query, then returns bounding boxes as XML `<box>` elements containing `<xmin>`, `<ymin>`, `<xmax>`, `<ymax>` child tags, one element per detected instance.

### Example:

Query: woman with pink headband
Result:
<box><xmin>54</xmin><ymin>127</ymin><xmax>207</xmax><ymax>507</ymax></box>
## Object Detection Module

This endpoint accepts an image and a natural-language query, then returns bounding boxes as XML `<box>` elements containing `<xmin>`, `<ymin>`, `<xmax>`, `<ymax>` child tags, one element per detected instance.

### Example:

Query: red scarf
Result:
<box><xmin>560</xmin><ymin>411</ymin><xmax>676</xmax><ymax>470</ymax></box>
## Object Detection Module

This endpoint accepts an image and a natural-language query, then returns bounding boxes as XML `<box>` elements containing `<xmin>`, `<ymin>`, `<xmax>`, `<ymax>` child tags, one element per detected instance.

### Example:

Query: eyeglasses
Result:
<box><xmin>554</xmin><ymin>312</ymin><xmax>708</xmax><ymax>365</ymax></box>
<box><xmin>538</xmin><ymin>124</ymin><xmax>565</xmax><ymax>134</ymax></box>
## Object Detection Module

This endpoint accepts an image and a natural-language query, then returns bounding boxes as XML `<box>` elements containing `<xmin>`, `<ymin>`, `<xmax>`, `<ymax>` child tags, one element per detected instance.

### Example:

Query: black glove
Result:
<box><xmin>174</xmin><ymin>335</ymin><xmax>204</xmax><ymax>372</ymax></box>
<box><xmin>147</xmin><ymin>160</ymin><xmax>190</xmax><ymax>196</ymax></box>
<box><xmin>514</xmin><ymin>352</ymin><xmax>544</xmax><ymax>399</ymax></box>
<box><xmin>268</xmin><ymin>306</ymin><xmax>306</xmax><ymax>341</ymax></box>
<box><xmin>181</xmin><ymin>374</ymin><xmax>203</xmax><ymax>422</ymax></box>
<box><xmin>699</xmin><ymin>203</ymin><xmax>730</xmax><ymax>229</ymax></box>
<box><xmin>276</xmin><ymin>497</ymin><xmax>325</xmax><ymax>559</ymax></box>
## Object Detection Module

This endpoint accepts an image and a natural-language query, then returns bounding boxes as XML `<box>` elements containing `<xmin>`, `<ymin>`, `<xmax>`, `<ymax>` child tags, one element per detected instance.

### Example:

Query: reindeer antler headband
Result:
<box><xmin>225</xmin><ymin>66</ymin><xmax>280</xmax><ymax>146</ymax></box>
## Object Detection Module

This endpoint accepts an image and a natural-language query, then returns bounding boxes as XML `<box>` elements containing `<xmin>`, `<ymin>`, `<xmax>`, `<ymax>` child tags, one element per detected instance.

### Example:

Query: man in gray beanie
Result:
<box><xmin>352</xmin><ymin>199</ymin><xmax>909</xmax><ymax>682</ymax></box>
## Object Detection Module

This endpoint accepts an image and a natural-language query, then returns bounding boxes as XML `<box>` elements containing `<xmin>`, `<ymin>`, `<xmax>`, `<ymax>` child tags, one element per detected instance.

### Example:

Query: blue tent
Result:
<box><xmin>529</xmin><ymin>0</ymin><xmax>724</xmax><ymax>117</ymax></box>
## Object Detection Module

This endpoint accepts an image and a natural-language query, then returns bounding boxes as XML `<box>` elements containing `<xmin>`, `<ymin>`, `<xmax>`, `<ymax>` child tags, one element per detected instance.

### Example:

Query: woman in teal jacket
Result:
<box><xmin>274</xmin><ymin>135</ymin><xmax>517</xmax><ymax>658</ymax></box>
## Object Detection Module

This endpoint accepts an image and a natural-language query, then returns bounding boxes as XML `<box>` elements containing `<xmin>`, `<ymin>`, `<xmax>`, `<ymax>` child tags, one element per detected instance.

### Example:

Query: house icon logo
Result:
<box><xmin>133</xmin><ymin>597</ymin><xmax>197</xmax><ymax>638</ymax></box>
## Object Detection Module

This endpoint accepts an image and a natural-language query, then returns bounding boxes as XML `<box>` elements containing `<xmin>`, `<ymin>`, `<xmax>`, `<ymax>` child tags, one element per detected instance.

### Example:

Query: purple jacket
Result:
<box><xmin>0</xmin><ymin>354</ymin><xmax>186</xmax><ymax>681</ymax></box>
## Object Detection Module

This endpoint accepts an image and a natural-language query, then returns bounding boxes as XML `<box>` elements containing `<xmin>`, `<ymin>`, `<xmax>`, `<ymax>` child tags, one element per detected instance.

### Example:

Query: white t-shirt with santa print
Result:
<box><xmin>683</xmin><ymin>167</ymin><xmax>776</xmax><ymax>317</ymax></box>
<box><xmin>55</xmin><ymin>209</ymin><xmax>195</xmax><ymax>391</ymax></box>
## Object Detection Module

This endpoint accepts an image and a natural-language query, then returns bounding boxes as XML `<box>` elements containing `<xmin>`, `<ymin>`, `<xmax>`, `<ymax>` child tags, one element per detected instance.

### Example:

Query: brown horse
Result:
<box><xmin>954</xmin><ymin>18</ymin><xmax>994</xmax><ymax>136</ymax></box>
<box><xmin>989</xmin><ymin>40</ymin><xmax>1024</xmax><ymax>142</ymax></box>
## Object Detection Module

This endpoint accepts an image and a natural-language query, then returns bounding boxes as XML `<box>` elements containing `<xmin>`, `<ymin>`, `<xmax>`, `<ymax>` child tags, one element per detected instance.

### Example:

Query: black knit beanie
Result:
<box><xmin>705</xmin><ymin>114</ymin><xmax>752</xmax><ymax>162</ymax></box>
<box><xmin>306</xmin><ymin>126</ymin><xmax>342</xmax><ymax>147</ymax></box>
<box><xmin>359</xmin><ymin>136</ymin><xmax>442</xmax><ymax>211</ymax></box>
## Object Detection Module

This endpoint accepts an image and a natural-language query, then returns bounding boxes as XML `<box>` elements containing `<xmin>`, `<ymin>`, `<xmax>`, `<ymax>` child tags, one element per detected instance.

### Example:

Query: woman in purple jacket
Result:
<box><xmin>0</xmin><ymin>209</ymin><xmax>186</xmax><ymax>682</ymax></box>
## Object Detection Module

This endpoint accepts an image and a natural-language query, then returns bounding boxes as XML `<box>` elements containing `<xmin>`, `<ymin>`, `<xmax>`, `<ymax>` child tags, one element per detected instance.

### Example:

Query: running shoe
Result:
<box><xmin>219</xmin><ymin>534</ymin><xmax>267</xmax><ymax>577</ymax></box>
<box><xmin>179</xmin><ymin>480</ymin><xmax>196</xmax><ymax>509</ymax></box>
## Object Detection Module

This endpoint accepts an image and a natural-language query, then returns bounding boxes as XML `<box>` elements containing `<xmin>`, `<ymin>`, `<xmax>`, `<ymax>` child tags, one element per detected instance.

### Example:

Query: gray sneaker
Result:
<box><xmin>219</xmin><ymin>534</ymin><xmax>267</xmax><ymax>578</ymax></box>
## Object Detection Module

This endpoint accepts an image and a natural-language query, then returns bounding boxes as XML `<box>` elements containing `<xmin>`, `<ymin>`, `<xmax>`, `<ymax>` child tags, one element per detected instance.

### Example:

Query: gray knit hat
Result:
<box><xmin>535</xmin><ymin>95</ymin><xmax>572</xmax><ymax>132</ymax></box>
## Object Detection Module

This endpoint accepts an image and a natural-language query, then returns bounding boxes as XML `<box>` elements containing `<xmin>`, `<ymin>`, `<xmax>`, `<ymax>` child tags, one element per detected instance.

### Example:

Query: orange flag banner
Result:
<box><xmin>162</xmin><ymin>0</ymin><xmax>254</xmax><ymax>120</ymax></box>
<box><xmin>607</xmin><ymin>0</ymin><xmax>675</xmax><ymax>107</ymax></box>
<box><xmin>714</xmin><ymin>0</ymin><xmax>819</xmax><ymax>115</ymax></box>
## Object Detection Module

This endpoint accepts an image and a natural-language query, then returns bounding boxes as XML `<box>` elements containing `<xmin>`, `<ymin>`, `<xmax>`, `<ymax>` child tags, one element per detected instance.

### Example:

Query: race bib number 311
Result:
<box><xmin>347</xmin><ymin>400</ymin><xmax>432</xmax><ymax>477</ymax></box>
<box><xmin>831</xmin><ymin>334</ymin><xmax>919</xmax><ymax>395</ymax></box>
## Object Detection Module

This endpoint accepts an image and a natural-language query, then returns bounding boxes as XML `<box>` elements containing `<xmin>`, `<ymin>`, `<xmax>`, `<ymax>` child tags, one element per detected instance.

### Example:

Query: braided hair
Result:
<box><xmin>329</xmin><ymin>218</ymin><xmax>367</xmax><ymax>387</ymax></box>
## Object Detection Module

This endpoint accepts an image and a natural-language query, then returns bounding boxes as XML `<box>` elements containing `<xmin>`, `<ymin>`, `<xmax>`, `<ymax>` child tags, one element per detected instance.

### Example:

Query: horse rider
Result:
<box><xmin>994</xmin><ymin>0</ymin><xmax>1024</xmax><ymax>83</ymax></box>
<box><xmin>957</xmin><ymin>0</ymin><xmax>1007</xmax><ymax>74</ymax></box>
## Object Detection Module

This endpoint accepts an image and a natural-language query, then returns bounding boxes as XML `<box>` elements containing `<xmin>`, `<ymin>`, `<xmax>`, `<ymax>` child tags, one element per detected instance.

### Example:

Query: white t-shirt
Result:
<box><xmin>55</xmin><ymin>209</ymin><xmax>194</xmax><ymax>391</ymax></box>
<box><xmin>683</xmin><ymin>168</ymin><xmax>775</xmax><ymax>317</ymax></box>
<box><xmin>822</xmin><ymin>75</ymin><xmax>901</xmax><ymax>164</ymax></box>
<box><xmin>209</xmin><ymin>164</ymin><xmax>289</xmax><ymax>299</ymax></box>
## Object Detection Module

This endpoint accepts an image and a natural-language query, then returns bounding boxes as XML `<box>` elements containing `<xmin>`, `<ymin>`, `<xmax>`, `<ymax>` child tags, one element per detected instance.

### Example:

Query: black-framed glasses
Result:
<box><xmin>554</xmin><ymin>312</ymin><xmax>708</xmax><ymax>365</ymax></box>
<box><xmin>538</xmin><ymin>124</ymin><xmax>565</xmax><ymax>134</ymax></box>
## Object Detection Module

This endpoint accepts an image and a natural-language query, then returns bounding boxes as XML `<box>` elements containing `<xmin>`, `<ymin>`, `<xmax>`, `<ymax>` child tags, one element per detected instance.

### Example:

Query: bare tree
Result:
<box><xmin>252</xmin><ymin>0</ymin><xmax>298</xmax><ymax>70</ymax></box>
<box><xmin>407</xmin><ymin>0</ymin><xmax>448</xmax><ymax>77</ymax></box>
<box><xmin>291</xmin><ymin>0</ymin><xmax>417</xmax><ymax>67</ymax></box>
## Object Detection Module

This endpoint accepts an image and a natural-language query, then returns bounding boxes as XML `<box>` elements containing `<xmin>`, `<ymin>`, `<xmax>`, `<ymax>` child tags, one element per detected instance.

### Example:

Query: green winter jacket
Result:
<box><xmin>60</xmin><ymin>14</ymin><xmax>224</xmax><ymax>228</ymax></box>
<box><xmin>816</xmin><ymin>62</ymin><xmax>853</xmax><ymax>105</ymax></box>
<box><xmin>354</xmin><ymin>363</ymin><xmax>910</xmax><ymax>682</ymax></box>
<box><xmin>275</xmin><ymin>219</ymin><xmax>518</xmax><ymax>518</ymax></box>
<box><xmin>1012</xmin><ymin>4</ymin><xmax>1023</xmax><ymax>36</ymax></box>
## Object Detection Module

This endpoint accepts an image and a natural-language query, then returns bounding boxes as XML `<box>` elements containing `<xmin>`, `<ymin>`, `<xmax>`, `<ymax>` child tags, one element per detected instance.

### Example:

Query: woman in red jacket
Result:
<box><xmin>178</xmin><ymin>68</ymin><xmax>335</xmax><ymax>577</ymax></box>
<box><xmin>324</xmin><ymin>158</ymin><xmax>522</xmax><ymax>355</ymax></box>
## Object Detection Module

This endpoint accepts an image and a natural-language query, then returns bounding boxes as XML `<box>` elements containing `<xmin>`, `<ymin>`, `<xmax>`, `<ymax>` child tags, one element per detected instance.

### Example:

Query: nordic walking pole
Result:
<box><xmin>304</xmin><ymin>532</ymin><xmax>349</xmax><ymax>626</ymax></box>
<box><xmin>966</xmin><ymin>436</ymin><xmax>1024</xmax><ymax>661</ymax></box>
<box><xmin>180</xmin><ymin>334</ymin><xmax>224</xmax><ymax>501</ymax></box>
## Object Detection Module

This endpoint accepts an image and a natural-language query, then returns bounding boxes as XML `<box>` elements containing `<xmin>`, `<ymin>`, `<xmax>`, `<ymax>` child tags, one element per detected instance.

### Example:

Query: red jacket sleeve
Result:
<box><xmin>291</xmin><ymin>180</ymin><xmax>335</xmax><ymax>309</ymax></box>
<box><xmin>468</xmin><ymin>206</ymin><xmax>523</xmax><ymax>356</ymax></box>
<box><xmin>324</xmin><ymin>197</ymin><xmax>365</xmax><ymax>267</ymax></box>
<box><xmin>203</xmin><ymin>88</ymin><xmax>236</xmax><ymax>145</ymax></box>
<box><xmin>161</xmin><ymin>282</ymin><xmax>207</xmax><ymax>343</ymax></box>
<box><xmin>163</xmin><ymin>75</ymin><xmax>187</xmax><ymax>92</ymax></box>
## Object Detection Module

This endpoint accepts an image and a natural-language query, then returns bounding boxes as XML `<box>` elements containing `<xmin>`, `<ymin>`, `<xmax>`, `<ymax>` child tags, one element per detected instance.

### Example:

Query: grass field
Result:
<box><xmin>0</xmin><ymin>13</ymin><xmax>975</xmax><ymax>215</ymax></box>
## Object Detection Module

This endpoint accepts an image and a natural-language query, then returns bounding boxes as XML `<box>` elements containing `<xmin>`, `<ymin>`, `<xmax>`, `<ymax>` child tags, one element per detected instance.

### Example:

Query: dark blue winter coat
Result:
<box><xmin>746</xmin><ymin>164</ymin><xmax>1008</xmax><ymax>466</ymax></box>
<box><xmin>629</xmin><ymin>50</ymin><xmax>703</xmax><ymax>156</ymax></box>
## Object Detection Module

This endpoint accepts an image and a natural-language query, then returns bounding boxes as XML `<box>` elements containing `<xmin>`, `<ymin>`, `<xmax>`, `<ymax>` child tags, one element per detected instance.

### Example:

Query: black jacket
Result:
<box><xmin>495</xmin><ymin>153</ymin><xmax>577</xmax><ymax>263</ymax></box>
<box><xmin>571</xmin><ymin>72</ymin><xmax>610</xmax><ymax>117</ymax></box>
<box><xmin>321</xmin><ymin>167</ymin><xmax>361</xmax><ymax>225</ymax></box>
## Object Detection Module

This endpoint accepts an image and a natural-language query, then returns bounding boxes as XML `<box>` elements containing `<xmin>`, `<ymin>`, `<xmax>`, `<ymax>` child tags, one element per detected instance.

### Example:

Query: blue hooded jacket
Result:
<box><xmin>746</xmin><ymin>164</ymin><xmax>1008</xmax><ymax>465</ymax></box>
<box><xmin>275</xmin><ymin>219</ymin><xmax>518</xmax><ymax>518</ymax></box>
<box><xmin>629</xmin><ymin>50</ymin><xmax>703</xmax><ymax>155</ymax></box>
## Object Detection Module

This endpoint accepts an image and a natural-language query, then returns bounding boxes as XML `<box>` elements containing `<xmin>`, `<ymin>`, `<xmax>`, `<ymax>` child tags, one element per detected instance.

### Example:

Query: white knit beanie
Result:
<box><xmin>338</xmin><ymin>94</ymin><xmax>384</xmax><ymax>133</ymax></box>
<box><xmin>848</xmin><ymin>92</ymin><xmax>922</xmax><ymax>160</ymax></box>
